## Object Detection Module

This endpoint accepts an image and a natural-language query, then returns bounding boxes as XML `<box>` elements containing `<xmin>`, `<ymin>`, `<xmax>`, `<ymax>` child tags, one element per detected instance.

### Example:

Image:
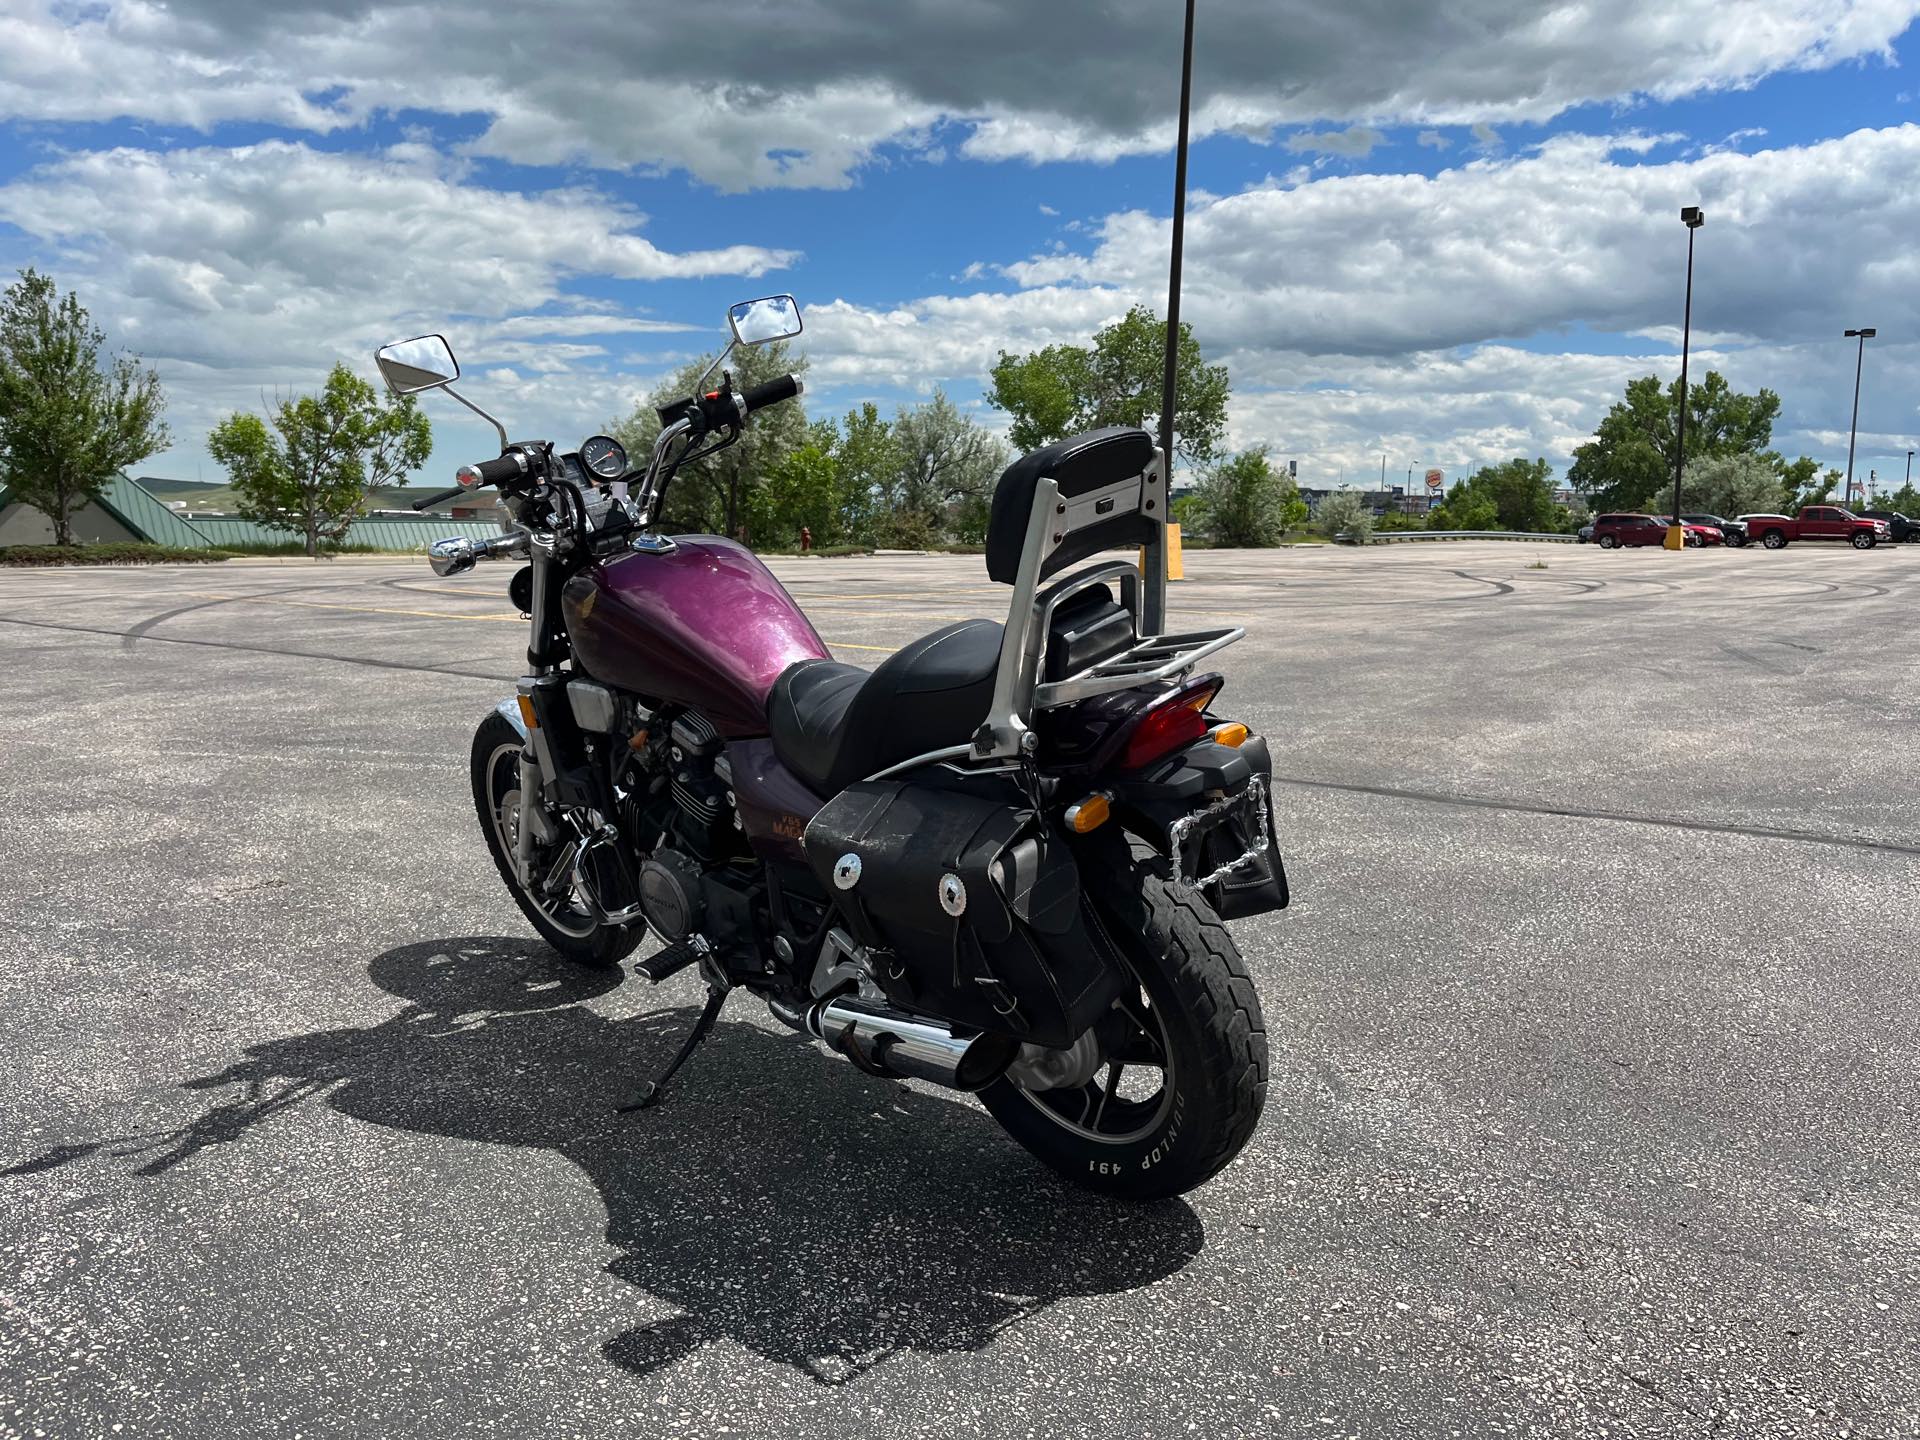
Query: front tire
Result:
<box><xmin>980</xmin><ymin>858</ymin><xmax>1267</xmax><ymax>1200</ymax></box>
<box><xmin>1852</xmin><ymin>531</ymin><xmax>1875</xmax><ymax>549</ymax></box>
<box><xmin>470</xmin><ymin>712</ymin><xmax>641</xmax><ymax>968</ymax></box>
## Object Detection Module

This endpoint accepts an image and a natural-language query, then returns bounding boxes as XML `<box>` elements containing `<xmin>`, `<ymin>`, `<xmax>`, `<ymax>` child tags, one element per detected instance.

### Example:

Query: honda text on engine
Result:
<box><xmin>377</xmin><ymin>295</ymin><xmax>1288</xmax><ymax>1199</ymax></box>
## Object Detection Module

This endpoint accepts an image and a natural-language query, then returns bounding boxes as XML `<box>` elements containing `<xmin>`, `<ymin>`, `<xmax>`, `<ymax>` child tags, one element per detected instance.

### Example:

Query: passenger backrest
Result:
<box><xmin>984</xmin><ymin>426</ymin><xmax>1160</xmax><ymax>585</ymax></box>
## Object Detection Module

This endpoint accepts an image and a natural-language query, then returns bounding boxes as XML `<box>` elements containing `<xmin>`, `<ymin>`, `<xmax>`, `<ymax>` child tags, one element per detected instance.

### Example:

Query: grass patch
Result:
<box><xmin>1526</xmin><ymin>560</ymin><xmax>1550</xmax><ymax>570</ymax></box>
<box><xmin>211</xmin><ymin>540</ymin><xmax>405</xmax><ymax>556</ymax></box>
<box><xmin>753</xmin><ymin>544</ymin><xmax>875</xmax><ymax>557</ymax></box>
<box><xmin>0</xmin><ymin>542</ymin><xmax>236</xmax><ymax>566</ymax></box>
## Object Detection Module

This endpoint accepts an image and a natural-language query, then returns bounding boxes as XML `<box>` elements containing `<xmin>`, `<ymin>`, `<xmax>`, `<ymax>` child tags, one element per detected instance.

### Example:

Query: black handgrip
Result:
<box><xmin>741</xmin><ymin>374</ymin><xmax>802</xmax><ymax>415</ymax></box>
<box><xmin>471</xmin><ymin>453</ymin><xmax>529</xmax><ymax>485</ymax></box>
<box><xmin>411</xmin><ymin>485</ymin><xmax>467</xmax><ymax>511</ymax></box>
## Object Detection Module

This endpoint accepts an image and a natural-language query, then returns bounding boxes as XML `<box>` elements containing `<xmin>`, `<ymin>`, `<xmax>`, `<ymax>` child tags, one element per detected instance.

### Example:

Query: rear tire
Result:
<box><xmin>1599</xmin><ymin>534</ymin><xmax>1618</xmax><ymax>549</ymax></box>
<box><xmin>980</xmin><ymin>858</ymin><xmax>1267</xmax><ymax>1200</ymax></box>
<box><xmin>470</xmin><ymin>712</ymin><xmax>641</xmax><ymax>969</ymax></box>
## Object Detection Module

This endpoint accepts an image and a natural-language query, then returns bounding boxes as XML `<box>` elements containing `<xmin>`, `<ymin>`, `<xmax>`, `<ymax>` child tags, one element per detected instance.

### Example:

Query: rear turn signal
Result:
<box><xmin>1064</xmin><ymin>792</ymin><xmax>1111</xmax><ymax>833</ymax></box>
<box><xmin>1210</xmin><ymin>722</ymin><xmax>1249</xmax><ymax>748</ymax></box>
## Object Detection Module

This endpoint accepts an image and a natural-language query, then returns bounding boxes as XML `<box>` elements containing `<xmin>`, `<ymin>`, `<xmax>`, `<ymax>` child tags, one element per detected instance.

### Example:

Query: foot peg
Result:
<box><xmin>633</xmin><ymin>935</ymin><xmax>708</xmax><ymax>985</ymax></box>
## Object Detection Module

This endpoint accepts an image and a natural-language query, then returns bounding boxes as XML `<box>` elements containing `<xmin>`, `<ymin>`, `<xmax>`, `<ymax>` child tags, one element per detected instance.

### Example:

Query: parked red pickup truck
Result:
<box><xmin>1741</xmin><ymin>506</ymin><xmax>1889</xmax><ymax>550</ymax></box>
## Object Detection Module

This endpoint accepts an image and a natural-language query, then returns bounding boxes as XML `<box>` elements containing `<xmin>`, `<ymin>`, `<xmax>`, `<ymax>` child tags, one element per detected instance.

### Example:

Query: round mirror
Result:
<box><xmin>376</xmin><ymin>334</ymin><xmax>460</xmax><ymax>394</ymax></box>
<box><xmin>727</xmin><ymin>295</ymin><xmax>803</xmax><ymax>347</ymax></box>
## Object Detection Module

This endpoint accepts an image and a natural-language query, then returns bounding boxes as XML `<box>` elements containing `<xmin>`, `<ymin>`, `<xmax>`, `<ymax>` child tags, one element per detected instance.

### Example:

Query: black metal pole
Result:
<box><xmin>1845</xmin><ymin>332</ymin><xmax>1866</xmax><ymax>502</ymax></box>
<box><xmin>1160</xmin><ymin>0</ymin><xmax>1196</xmax><ymax>473</ymax></box>
<box><xmin>1671</xmin><ymin>224</ymin><xmax>1695</xmax><ymax>541</ymax></box>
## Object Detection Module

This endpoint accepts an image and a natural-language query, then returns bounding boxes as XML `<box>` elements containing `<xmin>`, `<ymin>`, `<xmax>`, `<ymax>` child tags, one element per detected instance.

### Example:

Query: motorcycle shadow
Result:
<box><xmin>34</xmin><ymin>936</ymin><xmax>1206</xmax><ymax>1386</ymax></box>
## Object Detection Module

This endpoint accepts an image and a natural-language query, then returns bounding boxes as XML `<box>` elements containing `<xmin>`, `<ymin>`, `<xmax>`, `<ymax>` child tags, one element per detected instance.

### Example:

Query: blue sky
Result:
<box><xmin>2</xmin><ymin>0</ymin><xmax>1918</xmax><ymax>496</ymax></box>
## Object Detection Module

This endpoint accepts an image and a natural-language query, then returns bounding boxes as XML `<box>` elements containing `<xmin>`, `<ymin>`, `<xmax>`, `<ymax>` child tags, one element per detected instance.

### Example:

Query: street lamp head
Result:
<box><xmin>1680</xmin><ymin>205</ymin><xmax>1704</xmax><ymax>228</ymax></box>
<box><xmin>1845</xmin><ymin>327</ymin><xmax>1877</xmax><ymax>338</ymax></box>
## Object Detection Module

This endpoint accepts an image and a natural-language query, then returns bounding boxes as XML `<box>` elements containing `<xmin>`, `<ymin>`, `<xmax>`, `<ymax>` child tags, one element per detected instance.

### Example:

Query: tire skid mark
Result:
<box><xmin>1272</xmin><ymin>773</ymin><xmax>1920</xmax><ymax>857</ymax></box>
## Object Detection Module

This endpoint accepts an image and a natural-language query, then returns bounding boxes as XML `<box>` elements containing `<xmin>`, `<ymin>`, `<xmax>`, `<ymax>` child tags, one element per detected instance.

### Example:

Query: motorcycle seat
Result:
<box><xmin>768</xmin><ymin>619</ymin><xmax>1002</xmax><ymax>795</ymax></box>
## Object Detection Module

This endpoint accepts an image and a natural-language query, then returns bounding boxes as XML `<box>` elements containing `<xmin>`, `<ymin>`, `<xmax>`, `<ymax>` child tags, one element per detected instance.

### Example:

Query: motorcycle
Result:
<box><xmin>375</xmin><ymin>295</ymin><xmax>1288</xmax><ymax>1199</ymax></box>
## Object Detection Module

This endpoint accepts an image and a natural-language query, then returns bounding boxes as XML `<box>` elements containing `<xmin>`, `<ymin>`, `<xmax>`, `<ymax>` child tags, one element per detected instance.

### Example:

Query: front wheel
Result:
<box><xmin>470</xmin><ymin>712</ymin><xmax>642</xmax><ymax>968</ymax></box>
<box><xmin>980</xmin><ymin>859</ymin><xmax>1267</xmax><ymax>1200</ymax></box>
<box><xmin>1852</xmin><ymin>531</ymin><xmax>1876</xmax><ymax>549</ymax></box>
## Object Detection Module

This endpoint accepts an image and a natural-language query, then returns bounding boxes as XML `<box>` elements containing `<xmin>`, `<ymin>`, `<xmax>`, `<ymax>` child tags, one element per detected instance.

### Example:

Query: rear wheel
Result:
<box><xmin>470</xmin><ymin>712</ymin><xmax>641</xmax><ymax>968</ymax></box>
<box><xmin>980</xmin><ymin>858</ymin><xmax>1267</xmax><ymax>1200</ymax></box>
<box><xmin>1599</xmin><ymin>534</ymin><xmax>1618</xmax><ymax>549</ymax></box>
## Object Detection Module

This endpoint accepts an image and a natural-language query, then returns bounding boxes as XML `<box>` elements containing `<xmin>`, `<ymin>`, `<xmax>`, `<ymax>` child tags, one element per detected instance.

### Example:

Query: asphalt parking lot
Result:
<box><xmin>2</xmin><ymin>539</ymin><xmax>1916</xmax><ymax>1438</ymax></box>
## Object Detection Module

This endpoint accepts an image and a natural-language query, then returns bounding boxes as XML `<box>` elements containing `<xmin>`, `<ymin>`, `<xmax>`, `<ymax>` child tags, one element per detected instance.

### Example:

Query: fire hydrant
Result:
<box><xmin>799</xmin><ymin>525</ymin><xmax>813</xmax><ymax>553</ymax></box>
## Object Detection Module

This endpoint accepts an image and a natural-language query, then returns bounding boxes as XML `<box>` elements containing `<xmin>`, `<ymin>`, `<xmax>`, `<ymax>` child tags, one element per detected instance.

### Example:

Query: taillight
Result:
<box><xmin>1120</xmin><ymin>682</ymin><xmax>1219</xmax><ymax>769</ymax></box>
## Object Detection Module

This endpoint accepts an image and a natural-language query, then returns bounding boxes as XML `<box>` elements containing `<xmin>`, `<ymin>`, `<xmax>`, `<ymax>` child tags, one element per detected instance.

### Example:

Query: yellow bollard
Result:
<box><xmin>1142</xmin><ymin>523</ymin><xmax>1186</xmax><ymax>581</ymax></box>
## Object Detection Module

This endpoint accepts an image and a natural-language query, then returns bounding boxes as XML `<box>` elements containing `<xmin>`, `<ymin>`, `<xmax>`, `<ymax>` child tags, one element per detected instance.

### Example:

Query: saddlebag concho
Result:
<box><xmin>802</xmin><ymin>783</ymin><xmax>1123</xmax><ymax>1048</ymax></box>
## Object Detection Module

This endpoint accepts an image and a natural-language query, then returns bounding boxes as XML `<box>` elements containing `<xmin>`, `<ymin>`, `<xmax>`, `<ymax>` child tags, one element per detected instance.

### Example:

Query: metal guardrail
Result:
<box><xmin>1358</xmin><ymin>529</ymin><xmax>1578</xmax><ymax>544</ymax></box>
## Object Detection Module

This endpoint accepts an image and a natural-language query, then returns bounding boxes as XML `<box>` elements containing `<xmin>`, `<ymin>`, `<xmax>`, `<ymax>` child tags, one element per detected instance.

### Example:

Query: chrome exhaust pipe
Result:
<box><xmin>807</xmin><ymin>996</ymin><xmax>1016</xmax><ymax>1092</ymax></box>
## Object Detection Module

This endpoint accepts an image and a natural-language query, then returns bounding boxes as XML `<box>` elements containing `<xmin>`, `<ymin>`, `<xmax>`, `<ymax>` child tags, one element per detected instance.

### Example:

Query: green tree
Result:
<box><xmin>610</xmin><ymin>339</ymin><xmax>807</xmax><ymax>539</ymax></box>
<box><xmin>0</xmin><ymin>269</ymin><xmax>170</xmax><ymax>546</ymax></box>
<box><xmin>1568</xmin><ymin>371</ymin><xmax>1782</xmax><ymax>512</ymax></box>
<box><xmin>1427</xmin><ymin>485</ymin><xmax>1499</xmax><ymax>531</ymax></box>
<box><xmin>748</xmin><ymin>439</ymin><xmax>839</xmax><ymax>549</ymax></box>
<box><xmin>1317</xmin><ymin>490</ymin><xmax>1373</xmax><ymax>544</ymax></box>
<box><xmin>888</xmin><ymin>389</ymin><xmax>1008</xmax><ymax>543</ymax></box>
<box><xmin>1878</xmin><ymin>480</ymin><xmax>1920</xmax><ymax>514</ymax></box>
<box><xmin>829</xmin><ymin>402</ymin><xmax>900</xmax><ymax>543</ymax></box>
<box><xmin>1679</xmin><ymin>452</ymin><xmax>1790</xmax><ymax>518</ymax></box>
<box><xmin>988</xmin><ymin>304</ymin><xmax>1230</xmax><ymax>466</ymax></box>
<box><xmin>208</xmin><ymin>364</ymin><xmax>431</xmax><ymax>558</ymax></box>
<box><xmin>1186</xmin><ymin>448</ymin><xmax>1295</xmax><ymax>547</ymax></box>
<box><xmin>1431</xmin><ymin>457</ymin><xmax>1562</xmax><ymax>532</ymax></box>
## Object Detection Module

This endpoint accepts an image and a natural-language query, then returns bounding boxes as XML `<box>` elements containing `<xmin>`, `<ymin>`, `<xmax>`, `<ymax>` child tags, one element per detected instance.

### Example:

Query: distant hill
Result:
<box><xmin>137</xmin><ymin>477</ymin><xmax>442</xmax><ymax>514</ymax></box>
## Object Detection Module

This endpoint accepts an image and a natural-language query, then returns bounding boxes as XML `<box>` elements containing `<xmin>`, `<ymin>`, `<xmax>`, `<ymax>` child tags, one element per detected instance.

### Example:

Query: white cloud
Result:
<box><xmin>0</xmin><ymin>141</ymin><xmax>787</xmax><ymax>474</ymax></box>
<box><xmin>1417</xmin><ymin>130</ymin><xmax>1452</xmax><ymax>150</ymax></box>
<box><xmin>1285</xmin><ymin>126</ymin><xmax>1386</xmax><ymax>158</ymax></box>
<box><xmin>791</xmin><ymin>126</ymin><xmax>1920</xmax><ymax>482</ymax></box>
<box><xmin>0</xmin><ymin>0</ymin><xmax>1912</xmax><ymax>187</ymax></box>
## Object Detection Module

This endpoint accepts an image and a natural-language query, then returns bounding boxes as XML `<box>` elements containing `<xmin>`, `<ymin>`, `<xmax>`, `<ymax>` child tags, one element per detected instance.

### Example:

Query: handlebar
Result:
<box><xmin>411</xmin><ymin>450</ymin><xmax>535</xmax><ymax>510</ymax></box>
<box><xmin>411</xmin><ymin>485</ymin><xmax>469</xmax><ymax>512</ymax></box>
<box><xmin>741</xmin><ymin>374</ymin><xmax>802</xmax><ymax>415</ymax></box>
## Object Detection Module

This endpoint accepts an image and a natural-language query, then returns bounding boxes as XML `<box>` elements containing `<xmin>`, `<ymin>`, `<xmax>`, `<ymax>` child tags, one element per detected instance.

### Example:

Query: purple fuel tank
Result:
<box><xmin>561</xmin><ymin>536</ymin><xmax>829</xmax><ymax>737</ymax></box>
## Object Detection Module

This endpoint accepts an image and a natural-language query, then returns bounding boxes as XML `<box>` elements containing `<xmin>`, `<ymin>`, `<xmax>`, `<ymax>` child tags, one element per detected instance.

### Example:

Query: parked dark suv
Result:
<box><xmin>1859</xmin><ymin>509</ymin><xmax>1920</xmax><ymax>543</ymax></box>
<box><xmin>1681</xmin><ymin>512</ymin><xmax>1748</xmax><ymax>546</ymax></box>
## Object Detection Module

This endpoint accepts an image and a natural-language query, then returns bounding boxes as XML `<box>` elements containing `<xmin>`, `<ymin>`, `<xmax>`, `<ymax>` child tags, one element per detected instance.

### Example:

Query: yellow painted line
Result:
<box><xmin>823</xmin><ymin>640</ymin><xmax>899</xmax><ymax>653</ymax></box>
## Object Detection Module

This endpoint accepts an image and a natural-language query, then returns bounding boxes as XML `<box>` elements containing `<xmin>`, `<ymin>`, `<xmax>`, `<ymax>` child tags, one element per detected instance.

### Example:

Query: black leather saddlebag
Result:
<box><xmin>802</xmin><ymin>783</ymin><xmax>1123</xmax><ymax>1047</ymax></box>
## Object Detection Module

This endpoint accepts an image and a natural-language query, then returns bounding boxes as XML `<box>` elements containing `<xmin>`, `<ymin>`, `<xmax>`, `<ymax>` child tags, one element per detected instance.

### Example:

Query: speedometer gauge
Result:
<box><xmin>580</xmin><ymin>434</ymin><xmax>627</xmax><ymax>479</ymax></box>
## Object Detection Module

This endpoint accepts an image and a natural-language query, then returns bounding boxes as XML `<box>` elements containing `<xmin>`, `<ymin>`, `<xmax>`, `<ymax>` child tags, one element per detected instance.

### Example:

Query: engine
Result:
<box><xmin>615</xmin><ymin>704</ymin><xmax>758</xmax><ymax>955</ymax></box>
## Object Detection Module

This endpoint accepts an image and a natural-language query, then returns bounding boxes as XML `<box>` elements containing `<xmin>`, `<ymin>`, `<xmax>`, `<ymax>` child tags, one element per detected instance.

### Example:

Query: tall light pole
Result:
<box><xmin>1906</xmin><ymin>449</ymin><xmax>1913</xmax><ymax>491</ymax></box>
<box><xmin>1843</xmin><ymin>327</ymin><xmax>1876</xmax><ymax>506</ymax></box>
<box><xmin>1667</xmin><ymin>206</ymin><xmax>1704</xmax><ymax>550</ymax></box>
<box><xmin>1152</xmin><ymin>0</ymin><xmax>1196</xmax><ymax>636</ymax></box>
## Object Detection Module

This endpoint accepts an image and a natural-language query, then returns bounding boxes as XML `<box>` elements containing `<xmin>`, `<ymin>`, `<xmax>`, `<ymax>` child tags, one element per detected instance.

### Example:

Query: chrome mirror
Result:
<box><xmin>726</xmin><ymin>295</ymin><xmax>802</xmax><ymax>347</ymax></box>
<box><xmin>376</xmin><ymin>334</ymin><xmax>460</xmax><ymax>394</ymax></box>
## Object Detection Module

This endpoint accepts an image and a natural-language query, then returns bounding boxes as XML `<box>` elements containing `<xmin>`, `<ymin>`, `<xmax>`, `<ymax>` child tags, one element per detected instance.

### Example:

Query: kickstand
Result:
<box><xmin>620</xmin><ymin>981</ymin><xmax>730</xmax><ymax>1113</ymax></box>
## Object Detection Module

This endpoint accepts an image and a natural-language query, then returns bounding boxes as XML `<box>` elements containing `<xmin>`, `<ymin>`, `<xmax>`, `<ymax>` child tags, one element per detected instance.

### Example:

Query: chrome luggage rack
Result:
<box><xmin>972</xmin><ymin>450</ymin><xmax>1245</xmax><ymax>759</ymax></box>
<box><xmin>1034</xmin><ymin>625</ymin><xmax>1244</xmax><ymax>708</ymax></box>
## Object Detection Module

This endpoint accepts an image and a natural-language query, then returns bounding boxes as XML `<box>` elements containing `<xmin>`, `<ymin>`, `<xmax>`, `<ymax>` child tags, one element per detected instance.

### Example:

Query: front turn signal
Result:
<box><xmin>516</xmin><ymin>694</ymin><xmax>539</xmax><ymax>730</ymax></box>
<box><xmin>1210</xmin><ymin>722</ymin><xmax>1249</xmax><ymax>748</ymax></box>
<box><xmin>1064</xmin><ymin>792</ymin><xmax>1111</xmax><ymax>834</ymax></box>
